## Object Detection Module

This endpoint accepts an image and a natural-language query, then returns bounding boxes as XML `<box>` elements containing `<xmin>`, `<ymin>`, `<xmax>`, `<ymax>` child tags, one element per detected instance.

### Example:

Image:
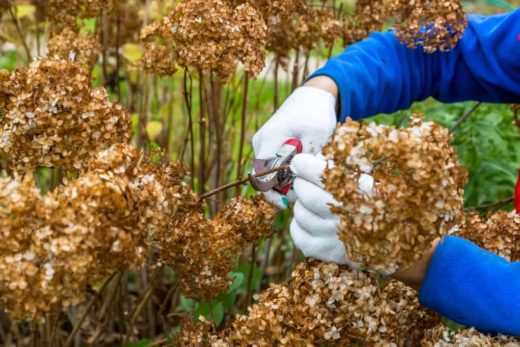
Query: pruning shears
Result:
<box><xmin>249</xmin><ymin>139</ymin><xmax>303</xmax><ymax>195</ymax></box>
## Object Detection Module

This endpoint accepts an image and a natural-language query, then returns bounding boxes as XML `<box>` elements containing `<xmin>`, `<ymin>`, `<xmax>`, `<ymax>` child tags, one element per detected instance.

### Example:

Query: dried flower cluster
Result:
<box><xmin>136</xmin><ymin>41</ymin><xmax>178</xmax><ymax>76</ymax></box>
<box><xmin>394</xmin><ymin>0</ymin><xmax>467</xmax><ymax>52</ymax></box>
<box><xmin>179</xmin><ymin>261</ymin><xmax>440</xmax><ymax>345</ymax></box>
<box><xmin>322</xmin><ymin>117</ymin><xmax>467</xmax><ymax>274</ymax></box>
<box><xmin>0</xmin><ymin>143</ymin><xmax>186</xmax><ymax>319</ymax></box>
<box><xmin>347</xmin><ymin>0</ymin><xmax>467</xmax><ymax>52</ymax></box>
<box><xmin>457</xmin><ymin>211</ymin><xmax>520</xmax><ymax>262</ymax></box>
<box><xmin>345</xmin><ymin>0</ymin><xmax>391</xmax><ymax>44</ymax></box>
<box><xmin>422</xmin><ymin>325</ymin><xmax>520</xmax><ymax>346</ymax></box>
<box><xmin>47</xmin><ymin>27</ymin><xmax>101</xmax><ymax>69</ymax></box>
<box><xmin>0</xmin><ymin>59</ymin><xmax>131</xmax><ymax>173</ymax></box>
<box><xmin>160</xmin><ymin>195</ymin><xmax>276</xmax><ymax>300</ymax></box>
<box><xmin>243</xmin><ymin>0</ymin><xmax>344</xmax><ymax>56</ymax></box>
<box><xmin>279</xmin><ymin>8</ymin><xmax>345</xmax><ymax>55</ymax></box>
<box><xmin>46</xmin><ymin>0</ymin><xmax>115</xmax><ymax>31</ymax></box>
<box><xmin>0</xmin><ymin>140</ymin><xmax>276</xmax><ymax>318</ymax></box>
<box><xmin>139</xmin><ymin>0</ymin><xmax>267</xmax><ymax>79</ymax></box>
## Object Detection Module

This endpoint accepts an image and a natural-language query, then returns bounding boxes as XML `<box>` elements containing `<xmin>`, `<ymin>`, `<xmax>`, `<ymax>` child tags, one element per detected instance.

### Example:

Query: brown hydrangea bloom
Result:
<box><xmin>160</xmin><ymin>195</ymin><xmax>276</xmax><ymax>300</ymax></box>
<box><xmin>457</xmin><ymin>211</ymin><xmax>520</xmax><ymax>262</ymax></box>
<box><xmin>345</xmin><ymin>0</ymin><xmax>395</xmax><ymax>45</ymax></box>
<box><xmin>237</xmin><ymin>0</ymin><xmax>306</xmax><ymax>22</ymax></box>
<box><xmin>138</xmin><ymin>0</ymin><xmax>267</xmax><ymax>80</ymax></box>
<box><xmin>0</xmin><ymin>140</ymin><xmax>275</xmax><ymax>318</ymax></box>
<box><xmin>107</xmin><ymin>1</ymin><xmax>142</xmax><ymax>46</ymax></box>
<box><xmin>0</xmin><ymin>59</ymin><xmax>131</xmax><ymax>173</ymax></box>
<box><xmin>175</xmin><ymin>317</ymin><xmax>224</xmax><ymax>347</ymax></box>
<box><xmin>133</xmin><ymin>41</ymin><xmax>178</xmax><ymax>77</ymax></box>
<box><xmin>322</xmin><ymin>116</ymin><xmax>467</xmax><ymax>274</ymax></box>
<box><xmin>294</xmin><ymin>8</ymin><xmax>345</xmax><ymax>51</ymax></box>
<box><xmin>0</xmin><ymin>143</ymin><xmax>187</xmax><ymax>319</ymax></box>
<box><xmin>346</xmin><ymin>0</ymin><xmax>467</xmax><ymax>52</ymax></box>
<box><xmin>47</xmin><ymin>27</ymin><xmax>101</xmax><ymax>69</ymax></box>
<box><xmin>181</xmin><ymin>261</ymin><xmax>440</xmax><ymax>345</ymax></box>
<box><xmin>394</xmin><ymin>0</ymin><xmax>468</xmax><ymax>53</ymax></box>
<box><xmin>47</xmin><ymin>0</ymin><xmax>115</xmax><ymax>31</ymax></box>
<box><xmin>260</xmin><ymin>5</ymin><xmax>344</xmax><ymax>57</ymax></box>
<box><xmin>237</xmin><ymin>0</ymin><xmax>306</xmax><ymax>56</ymax></box>
<box><xmin>422</xmin><ymin>325</ymin><xmax>520</xmax><ymax>346</ymax></box>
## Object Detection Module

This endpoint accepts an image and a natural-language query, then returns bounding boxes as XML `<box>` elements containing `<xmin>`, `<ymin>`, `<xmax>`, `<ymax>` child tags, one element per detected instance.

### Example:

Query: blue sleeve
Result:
<box><xmin>419</xmin><ymin>236</ymin><xmax>520</xmax><ymax>336</ymax></box>
<box><xmin>308</xmin><ymin>9</ymin><xmax>520</xmax><ymax>122</ymax></box>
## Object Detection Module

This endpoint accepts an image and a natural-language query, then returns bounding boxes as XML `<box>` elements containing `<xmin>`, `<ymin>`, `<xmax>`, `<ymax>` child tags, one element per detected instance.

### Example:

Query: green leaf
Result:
<box><xmin>15</xmin><ymin>5</ymin><xmax>35</xmax><ymax>18</ymax></box>
<box><xmin>122</xmin><ymin>43</ymin><xmax>143</xmax><ymax>63</ymax></box>
<box><xmin>131</xmin><ymin>113</ymin><xmax>139</xmax><ymax>133</ymax></box>
<box><xmin>128</xmin><ymin>339</ymin><xmax>151</xmax><ymax>347</ymax></box>
<box><xmin>442</xmin><ymin>317</ymin><xmax>466</xmax><ymax>332</ymax></box>
<box><xmin>228</xmin><ymin>272</ymin><xmax>245</xmax><ymax>292</ymax></box>
<box><xmin>78</xmin><ymin>18</ymin><xmax>97</xmax><ymax>34</ymax></box>
<box><xmin>195</xmin><ymin>301</ymin><xmax>224</xmax><ymax>326</ymax></box>
<box><xmin>146</xmin><ymin>121</ymin><xmax>164</xmax><ymax>141</ymax></box>
<box><xmin>177</xmin><ymin>296</ymin><xmax>194</xmax><ymax>313</ymax></box>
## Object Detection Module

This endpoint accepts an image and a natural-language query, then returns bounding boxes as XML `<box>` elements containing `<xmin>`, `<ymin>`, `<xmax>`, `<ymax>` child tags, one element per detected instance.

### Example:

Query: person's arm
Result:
<box><xmin>396</xmin><ymin>236</ymin><xmax>520</xmax><ymax>336</ymax></box>
<box><xmin>307</xmin><ymin>9</ymin><xmax>520</xmax><ymax>122</ymax></box>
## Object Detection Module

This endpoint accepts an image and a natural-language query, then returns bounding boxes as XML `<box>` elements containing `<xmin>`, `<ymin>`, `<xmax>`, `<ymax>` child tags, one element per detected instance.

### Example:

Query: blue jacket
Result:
<box><xmin>309</xmin><ymin>9</ymin><xmax>520</xmax><ymax>335</ymax></box>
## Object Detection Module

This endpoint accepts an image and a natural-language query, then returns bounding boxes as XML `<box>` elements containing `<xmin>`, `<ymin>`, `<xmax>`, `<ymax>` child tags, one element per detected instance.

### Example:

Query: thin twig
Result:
<box><xmin>198</xmin><ymin>70</ymin><xmax>207</xmax><ymax>196</ymax></box>
<box><xmin>30</xmin><ymin>321</ymin><xmax>37</xmax><ymax>347</ymax></box>
<box><xmin>236</xmin><ymin>75</ymin><xmax>249</xmax><ymax>195</ymax></box>
<box><xmin>199</xmin><ymin>165</ymin><xmax>290</xmax><ymax>200</ymax></box>
<box><xmin>64</xmin><ymin>272</ymin><xmax>117</xmax><ymax>347</ymax></box>
<box><xmin>449</xmin><ymin>102</ymin><xmax>482</xmax><ymax>134</ymax></box>
<box><xmin>96</xmin><ymin>273</ymin><xmax>122</xmax><ymax>320</ymax></box>
<box><xmin>466</xmin><ymin>196</ymin><xmax>514</xmax><ymax>211</ymax></box>
<box><xmin>273</xmin><ymin>57</ymin><xmax>280</xmax><ymax>112</ymax></box>
<box><xmin>6</xmin><ymin>1</ymin><xmax>32</xmax><ymax>61</ymax></box>
<box><xmin>245</xmin><ymin>245</ymin><xmax>257</xmax><ymax>308</ymax></box>
<box><xmin>124</xmin><ymin>268</ymin><xmax>160</xmax><ymax>345</ymax></box>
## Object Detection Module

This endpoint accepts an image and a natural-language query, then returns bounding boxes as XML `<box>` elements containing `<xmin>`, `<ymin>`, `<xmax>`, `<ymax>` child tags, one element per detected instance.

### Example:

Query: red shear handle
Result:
<box><xmin>276</xmin><ymin>139</ymin><xmax>303</xmax><ymax>196</ymax></box>
<box><xmin>284</xmin><ymin>139</ymin><xmax>303</xmax><ymax>154</ymax></box>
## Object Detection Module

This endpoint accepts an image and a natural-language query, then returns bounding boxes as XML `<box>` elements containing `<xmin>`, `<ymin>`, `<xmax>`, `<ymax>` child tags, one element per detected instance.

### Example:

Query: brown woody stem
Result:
<box><xmin>466</xmin><ymin>196</ymin><xmax>514</xmax><ymax>211</ymax></box>
<box><xmin>449</xmin><ymin>102</ymin><xmax>482</xmax><ymax>135</ymax></box>
<box><xmin>199</xmin><ymin>165</ymin><xmax>290</xmax><ymax>201</ymax></box>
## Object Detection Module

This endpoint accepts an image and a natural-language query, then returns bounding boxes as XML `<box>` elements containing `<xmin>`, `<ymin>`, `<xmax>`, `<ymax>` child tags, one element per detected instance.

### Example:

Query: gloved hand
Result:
<box><xmin>289</xmin><ymin>153</ymin><xmax>374</xmax><ymax>266</ymax></box>
<box><xmin>252</xmin><ymin>86</ymin><xmax>337</xmax><ymax>209</ymax></box>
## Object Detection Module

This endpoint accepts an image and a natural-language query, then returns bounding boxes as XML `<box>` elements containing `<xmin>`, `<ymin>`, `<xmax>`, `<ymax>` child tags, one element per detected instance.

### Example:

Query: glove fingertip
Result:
<box><xmin>290</xmin><ymin>154</ymin><xmax>327</xmax><ymax>187</ymax></box>
<box><xmin>263</xmin><ymin>191</ymin><xmax>288</xmax><ymax>210</ymax></box>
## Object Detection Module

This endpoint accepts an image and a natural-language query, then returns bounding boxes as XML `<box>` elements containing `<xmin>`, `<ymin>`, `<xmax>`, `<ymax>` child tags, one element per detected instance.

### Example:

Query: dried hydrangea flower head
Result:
<box><xmin>422</xmin><ymin>325</ymin><xmax>520</xmax><ymax>346</ymax></box>
<box><xmin>47</xmin><ymin>27</ymin><xmax>101</xmax><ymax>69</ymax></box>
<box><xmin>47</xmin><ymin>0</ymin><xmax>115</xmax><ymax>31</ymax></box>
<box><xmin>160</xmin><ymin>195</ymin><xmax>276</xmax><ymax>300</ymax></box>
<box><xmin>0</xmin><ymin>59</ymin><xmax>131</xmax><ymax>173</ymax></box>
<box><xmin>179</xmin><ymin>261</ymin><xmax>440</xmax><ymax>345</ymax></box>
<box><xmin>458</xmin><ymin>211</ymin><xmax>520</xmax><ymax>262</ymax></box>
<box><xmin>346</xmin><ymin>0</ymin><xmax>467</xmax><ymax>52</ymax></box>
<box><xmin>322</xmin><ymin>116</ymin><xmax>467</xmax><ymax>274</ymax></box>
<box><xmin>138</xmin><ymin>0</ymin><xmax>267</xmax><ymax>79</ymax></box>
<box><xmin>293</xmin><ymin>8</ymin><xmax>346</xmax><ymax>52</ymax></box>
<box><xmin>0</xmin><ymin>176</ymin><xmax>48</xmax><ymax>319</ymax></box>
<box><xmin>91</xmin><ymin>144</ymin><xmax>276</xmax><ymax>301</ymax></box>
<box><xmin>0</xmin><ymin>143</ymin><xmax>190</xmax><ymax>319</ymax></box>
<box><xmin>256</xmin><ymin>3</ymin><xmax>344</xmax><ymax>57</ymax></box>
<box><xmin>394</xmin><ymin>0</ymin><xmax>468</xmax><ymax>53</ymax></box>
<box><xmin>345</xmin><ymin>0</ymin><xmax>395</xmax><ymax>44</ymax></box>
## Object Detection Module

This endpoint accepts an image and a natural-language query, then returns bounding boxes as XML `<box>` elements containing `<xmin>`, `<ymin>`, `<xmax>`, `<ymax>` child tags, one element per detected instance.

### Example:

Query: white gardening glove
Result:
<box><xmin>252</xmin><ymin>86</ymin><xmax>337</xmax><ymax>209</ymax></box>
<box><xmin>289</xmin><ymin>153</ymin><xmax>374</xmax><ymax>266</ymax></box>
